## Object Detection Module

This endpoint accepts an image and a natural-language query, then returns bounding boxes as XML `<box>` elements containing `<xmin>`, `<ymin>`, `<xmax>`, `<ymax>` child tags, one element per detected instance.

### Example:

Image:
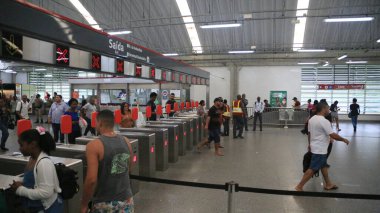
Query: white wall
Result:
<box><xmin>190</xmin><ymin>85</ymin><xmax>207</xmax><ymax>103</ymax></box>
<box><xmin>16</xmin><ymin>72</ymin><xmax>28</xmax><ymax>84</ymax></box>
<box><xmin>238</xmin><ymin>66</ymin><xmax>301</xmax><ymax>107</ymax></box>
<box><xmin>201</xmin><ymin>67</ymin><xmax>231</xmax><ymax>106</ymax></box>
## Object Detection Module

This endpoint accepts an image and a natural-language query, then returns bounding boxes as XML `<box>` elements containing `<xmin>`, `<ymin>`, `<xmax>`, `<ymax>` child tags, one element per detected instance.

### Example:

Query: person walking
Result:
<box><xmin>253</xmin><ymin>97</ymin><xmax>264</xmax><ymax>131</ymax></box>
<box><xmin>330</xmin><ymin>101</ymin><xmax>341</xmax><ymax>131</ymax></box>
<box><xmin>165</xmin><ymin>93</ymin><xmax>176</xmax><ymax>116</ymax></box>
<box><xmin>295</xmin><ymin>102</ymin><xmax>350</xmax><ymax>191</ymax></box>
<box><xmin>48</xmin><ymin>95</ymin><xmax>69</xmax><ymax>143</ymax></box>
<box><xmin>81</xmin><ymin>110</ymin><xmax>134</xmax><ymax>213</ymax></box>
<box><xmin>292</xmin><ymin>97</ymin><xmax>301</xmax><ymax>109</ymax></box>
<box><xmin>44</xmin><ymin>94</ymin><xmax>53</xmax><ymax>123</ymax></box>
<box><xmin>16</xmin><ymin>95</ymin><xmax>32</xmax><ymax>121</ymax></box>
<box><xmin>82</xmin><ymin>97</ymin><xmax>97</xmax><ymax>136</ymax></box>
<box><xmin>34</xmin><ymin>94</ymin><xmax>44</xmax><ymax>124</ymax></box>
<box><xmin>196</xmin><ymin>98</ymin><xmax>224</xmax><ymax>156</ymax></box>
<box><xmin>10</xmin><ymin>128</ymin><xmax>63</xmax><ymax>212</ymax></box>
<box><xmin>349</xmin><ymin>98</ymin><xmax>360</xmax><ymax>132</ymax></box>
<box><xmin>232</xmin><ymin>95</ymin><xmax>244</xmax><ymax>139</ymax></box>
<box><xmin>242</xmin><ymin>94</ymin><xmax>249</xmax><ymax>131</ymax></box>
<box><xmin>64</xmin><ymin>98</ymin><xmax>82</xmax><ymax>144</ymax></box>
<box><xmin>10</xmin><ymin>95</ymin><xmax>17</xmax><ymax>121</ymax></box>
<box><xmin>146</xmin><ymin>92</ymin><xmax>157</xmax><ymax>121</ymax></box>
<box><xmin>0</xmin><ymin>99</ymin><xmax>10</xmax><ymax>151</ymax></box>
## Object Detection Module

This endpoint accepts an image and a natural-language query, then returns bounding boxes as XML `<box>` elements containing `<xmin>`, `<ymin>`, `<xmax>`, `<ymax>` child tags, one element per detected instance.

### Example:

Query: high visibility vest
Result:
<box><xmin>223</xmin><ymin>105</ymin><xmax>231</xmax><ymax>117</ymax></box>
<box><xmin>232</xmin><ymin>100</ymin><xmax>243</xmax><ymax>115</ymax></box>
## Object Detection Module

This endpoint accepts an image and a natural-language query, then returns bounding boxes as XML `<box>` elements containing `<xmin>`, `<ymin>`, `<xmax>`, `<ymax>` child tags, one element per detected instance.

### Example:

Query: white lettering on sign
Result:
<box><xmin>126</xmin><ymin>52</ymin><xmax>147</xmax><ymax>62</ymax></box>
<box><xmin>109</xmin><ymin>39</ymin><xmax>124</xmax><ymax>54</ymax></box>
<box><xmin>127</xmin><ymin>44</ymin><xmax>143</xmax><ymax>53</ymax></box>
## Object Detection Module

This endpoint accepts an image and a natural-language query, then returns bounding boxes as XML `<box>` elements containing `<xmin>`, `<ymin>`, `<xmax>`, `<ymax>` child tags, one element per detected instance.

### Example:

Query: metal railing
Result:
<box><xmin>246</xmin><ymin>107</ymin><xmax>309</xmax><ymax>127</ymax></box>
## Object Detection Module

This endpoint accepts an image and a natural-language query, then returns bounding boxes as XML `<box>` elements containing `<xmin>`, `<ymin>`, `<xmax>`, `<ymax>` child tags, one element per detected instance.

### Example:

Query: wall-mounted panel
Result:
<box><xmin>124</xmin><ymin>61</ymin><xmax>135</xmax><ymax>76</ymax></box>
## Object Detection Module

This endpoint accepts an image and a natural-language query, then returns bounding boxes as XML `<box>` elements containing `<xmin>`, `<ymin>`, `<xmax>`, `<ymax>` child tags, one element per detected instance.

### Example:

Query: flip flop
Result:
<box><xmin>324</xmin><ymin>185</ymin><xmax>339</xmax><ymax>191</ymax></box>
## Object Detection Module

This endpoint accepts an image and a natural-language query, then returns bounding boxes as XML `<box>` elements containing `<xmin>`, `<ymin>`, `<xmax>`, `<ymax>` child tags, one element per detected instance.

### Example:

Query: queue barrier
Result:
<box><xmin>17</xmin><ymin>119</ymin><xmax>32</xmax><ymax>136</ymax></box>
<box><xmin>114</xmin><ymin>109</ymin><xmax>122</xmax><ymax>124</ymax></box>
<box><xmin>246</xmin><ymin>107</ymin><xmax>309</xmax><ymax>127</ymax></box>
<box><xmin>129</xmin><ymin>175</ymin><xmax>380</xmax><ymax>213</ymax></box>
<box><xmin>91</xmin><ymin>112</ymin><xmax>98</xmax><ymax>128</ymax></box>
<box><xmin>146</xmin><ymin>106</ymin><xmax>152</xmax><ymax>119</ymax></box>
<box><xmin>156</xmin><ymin>105</ymin><xmax>163</xmax><ymax>116</ymax></box>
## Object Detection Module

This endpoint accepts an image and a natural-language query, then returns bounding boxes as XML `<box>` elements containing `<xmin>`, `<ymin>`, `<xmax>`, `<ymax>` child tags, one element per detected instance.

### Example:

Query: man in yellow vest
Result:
<box><xmin>232</xmin><ymin>95</ymin><xmax>244</xmax><ymax>139</ymax></box>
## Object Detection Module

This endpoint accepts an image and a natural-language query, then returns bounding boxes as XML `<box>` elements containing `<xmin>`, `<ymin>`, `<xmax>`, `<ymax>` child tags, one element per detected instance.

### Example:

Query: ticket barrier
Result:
<box><xmin>144</xmin><ymin>124</ymin><xmax>179</xmax><ymax>163</ymax></box>
<box><xmin>0</xmin><ymin>154</ymin><xmax>83</xmax><ymax>213</ymax></box>
<box><xmin>147</xmin><ymin>120</ymin><xmax>186</xmax><ymax>156</ymax></box>
<box><xmin>177</xmin><ymin>113</ymin><xmax>204</xmax><ymax>142</ymax></box>
<box><xmin>75</xmin><ymin>136</ymin><xmax>140</xmax><ymax>194</ymax></box>
<box><xmin>157</xmin><ymin>119</ymin><xmax>191</xmax><ymax>152</ymax></box>
<box><xmin>119</xmin><ymin>128</ymin><xmax>169</xmax><ymax>171</ymax></box>
<box><xmin>169</xmin><ymin>117</ymin><xmax>198</xmax><ymax>148</ymax></box>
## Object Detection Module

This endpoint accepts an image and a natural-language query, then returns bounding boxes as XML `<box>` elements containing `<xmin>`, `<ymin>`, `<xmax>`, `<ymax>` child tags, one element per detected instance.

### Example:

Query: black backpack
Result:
<box><xmin>37</xmin><ymin>157</ymin><xmax>79</xmax><ymax>200</ymax></box>
<box><xmin>302</xmin><ymin>152</ymin><xmax>319</xmax><ymax>178</ymax></box>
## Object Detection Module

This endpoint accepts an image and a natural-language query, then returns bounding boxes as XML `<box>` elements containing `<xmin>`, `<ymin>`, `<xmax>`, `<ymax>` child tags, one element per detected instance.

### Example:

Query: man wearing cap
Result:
<box><xmin>293</xmin><ymin>97</ymin><xmax>301</xmax><ymax>110</ymax></box>
<box><xmin>197</xmin><ymin>98</ymin><xmax>224</xmax><ymax>156</ymax></box>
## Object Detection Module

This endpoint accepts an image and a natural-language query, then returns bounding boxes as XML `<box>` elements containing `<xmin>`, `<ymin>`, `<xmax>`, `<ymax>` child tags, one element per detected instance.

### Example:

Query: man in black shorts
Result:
<box><xmin>197</xmin><ymin>98</ymin><xmax>223</xmax><ymax>156</ymax></box>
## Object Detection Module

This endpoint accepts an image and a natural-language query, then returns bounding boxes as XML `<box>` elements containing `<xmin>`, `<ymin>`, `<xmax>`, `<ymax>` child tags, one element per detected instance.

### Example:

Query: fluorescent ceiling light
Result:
<box><xmin>377</xmin><ymin>39</ymin><xmax>380</xmax><ymax>43</ymax></box>
<box><xmin>163</xmin><ymin>53</ymin><xmax>179</xmax><ymax>56</ymax></box>
<box><xmin>292</xmin><ymin>0</ymin><xmax>310</xmax><ymax>51</ymax></box>
<box><xmin>298</xmin><ymin>62</ymin><xmax>318</xmax><ymax>65</ymax></box>
<box><xmin>297</xmin><ymin>49</ymin><xmax>326</xmax><ymax>52</ymax></box>
<box><xmin>322</xmin><ymin>62</ymin><xmax>329</xmax><ymax>67</ymax></box>
<box><xmin>108</xmin><ymin>31</ymin><xmax>132</xmax><ymax>35</ymax></box>
<box><xmin>324</xmin><ymin>17</ymin><xmax>374</xmax><ymax>23</ymax></box>
<box><xmin>345</xmin><ymin>61</ymin><xmax>368</xmax><ymax>64</ymax></box>
<box><xmin>4</xmin><ymin>69</ymin><xmax>16</xmax><ymax>73</ymax></box>
<box><xmin>175</xmin><ymin>0</ymin><xmax>202</xmax><ymax>54</ymax></box>
<box><xmin>35</xmin><ymin>68</ymin><xmax>47</xmax><ymax>71</ymax></box>
<box><xmin>337</xmin><ymin>54</ymin><xmax>348</xmax><ymax>60</ymax></box>
<box><xmin>68</xmin><ymin>0</ymin><xmax>101</xmax><ymax>30</ymax></box>
<box><xmin>200</xmin><ymin>23</ymin><xmax>241</xmax><ymax>29</ymax></box>
<box><xmin>228</xmin><ymin>50</ymin><xmax>254</xmax><ymax>54</ymax></box>
<box><xmin>45</xmin><ymin>74</ymin><xmax>53</xmax><ymax>77</ymax></box>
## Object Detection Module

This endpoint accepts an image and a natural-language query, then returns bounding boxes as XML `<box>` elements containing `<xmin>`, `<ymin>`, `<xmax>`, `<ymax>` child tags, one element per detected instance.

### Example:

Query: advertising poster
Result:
<box><xmin>270</xmin><ymin>91</ymin><xmax>287</xmax><ymax>107</ymax></box>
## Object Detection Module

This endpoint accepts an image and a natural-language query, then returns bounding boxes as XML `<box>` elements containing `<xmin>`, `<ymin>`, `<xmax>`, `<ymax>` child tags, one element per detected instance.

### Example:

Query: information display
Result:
<box><xmin>155</xmin><ymin>68</ymin><xmax>162</xmax><ymax>80</ymax></box>
<box><xmin>116</xmin><ymin>59</ymin><xmax>124</xmax><ymax>73</ymax></box>
<box><xmin>124</xmin><ymin>61</ymin><xmax>135</xmax><ymax>76</ymax></box>
<box><xmin>141</xmin><ymin>65</ymin><xmax>149</xmax><ymax>78</ymax></box>
<box><xmin>150</xmin><ymin>67</ymin><xmax>156</xmax><ymax>79</ymax></box>
<box><xmin>135</xmin><ymin>64</ymin><xmax>142</xmax><ymax>77</ymax></box>
<box><xmin>91</xmin><ymin>53</ymin><xmax>101</xmax><ymax>71</ymax></box>
<box><xmin>56</xmin><ymin>44</ymin><xmax>70</xmax><ymax>65</ymax></box>
<box><xmin>1</xmin><ymin>31</ymin><xmax>23</xmax><ymax>59</ymax></box>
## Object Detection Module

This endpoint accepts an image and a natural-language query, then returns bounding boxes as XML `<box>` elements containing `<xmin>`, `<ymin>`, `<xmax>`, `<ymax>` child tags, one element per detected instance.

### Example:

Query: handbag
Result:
<box><xmin>348</xmin><ymin>112</ymin><xmax>352</xmax><ymax>118</ymax></box>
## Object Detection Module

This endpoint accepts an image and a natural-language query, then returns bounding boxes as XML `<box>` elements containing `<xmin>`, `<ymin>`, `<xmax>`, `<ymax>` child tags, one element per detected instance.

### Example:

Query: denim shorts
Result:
<box><xmin>208</xmin><ymin>128</ymin><xmax>221</xmax><ymax>144</ymax></box>
<box><xmin>309</xmin><ymin>154</ymin><xmax>328</xmax><ymax>171</ymax></box>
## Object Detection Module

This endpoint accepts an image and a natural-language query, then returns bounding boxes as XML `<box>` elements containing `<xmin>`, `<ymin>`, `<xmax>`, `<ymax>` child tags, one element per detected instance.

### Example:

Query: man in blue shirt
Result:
<box><xmin>48</xmin><ymin>95</ymin><xmax>69</xmax><ymax>143</ymax></box>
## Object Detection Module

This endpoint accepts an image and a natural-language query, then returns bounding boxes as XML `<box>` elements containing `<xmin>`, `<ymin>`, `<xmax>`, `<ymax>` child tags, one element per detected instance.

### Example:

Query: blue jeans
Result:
<box><xmin>233</xmin><ymin>116</ymin><xmax>244</xmax><ymax>137</ymax></box>
<box><xmin>0</xmin><ymin>121</ymin><xmax>9</xmax><ymax>148</ymax></box>
<box><xmin>351</xmin><ymin>116</ymin><xmax>358</xmax><ymax>128</ymax></box>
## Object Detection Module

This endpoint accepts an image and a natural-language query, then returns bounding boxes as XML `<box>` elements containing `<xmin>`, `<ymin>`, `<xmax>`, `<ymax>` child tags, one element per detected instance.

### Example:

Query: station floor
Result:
<box><xmin>2</xmin><ymin>120</ymin><xmax>380</xmax><ymax>212</ymax></box>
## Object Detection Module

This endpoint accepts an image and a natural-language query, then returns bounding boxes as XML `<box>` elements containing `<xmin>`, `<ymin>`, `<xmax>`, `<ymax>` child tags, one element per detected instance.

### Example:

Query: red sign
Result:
<box><xmin>116</xmin><ymin>59</ymin><xmax>124</xmax><ymax>73</ymax></box>
<box><xmin>318</xmin><ymin>84</ymin><xmax>365</xmax><ymax>90</ymax></box>
<box><xmin>150</xmin><ymin>67</ymin><xmax>155</xmax><ymax>78</ymax></box>
<box><xmin>172</xmin><ymin>72</ymin><xmax>175</xmax><ymax>81</ymax></box>
<box><xmin>56</xmin><ymin>45</ymin><xmax>69</xmax><ymax>65</ymax></box>
<box><xmin>162</xmin><ymin>71</ymin><xmax>166</xmax><ymax>81</ymax></box>
<box><xmin>135</xmin><ymin>64</ymin><xmax>142</xmax><ymax>77</ymax></box>
<box><xmin>179</xmin><ymin>74</ymin><xmax>183</xmax><ymax>82</ymax></box>
<box><xmin>91</xmin><ymin>53</ymin><xmax>101</xmax><ymax>70</ymax></box>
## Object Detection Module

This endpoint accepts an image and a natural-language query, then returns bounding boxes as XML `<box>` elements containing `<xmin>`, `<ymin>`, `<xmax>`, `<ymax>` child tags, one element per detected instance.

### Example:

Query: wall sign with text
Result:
<box><xmin>318</xmin><ymin>84</ymin><xmax>365</xmax><ymax>90</ymax></box>
<box><xmin>56</xmin><ymin>45</ymin><xmax>70</xmax><ymax>65</ymax></box>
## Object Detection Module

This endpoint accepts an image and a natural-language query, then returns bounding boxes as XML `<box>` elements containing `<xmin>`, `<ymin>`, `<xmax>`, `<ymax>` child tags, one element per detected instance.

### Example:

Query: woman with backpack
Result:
<box><xmin>10</xmin><ymin>127</ymin><xmax>63</xmax><ymax>213</ymax></box>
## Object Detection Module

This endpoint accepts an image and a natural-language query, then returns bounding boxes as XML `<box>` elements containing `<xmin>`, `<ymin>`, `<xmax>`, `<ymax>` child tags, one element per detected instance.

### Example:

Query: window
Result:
<box><xmin>301</xmin><ymin>65</ymin><xmax>380</xmax><ymax>114</ymax></box>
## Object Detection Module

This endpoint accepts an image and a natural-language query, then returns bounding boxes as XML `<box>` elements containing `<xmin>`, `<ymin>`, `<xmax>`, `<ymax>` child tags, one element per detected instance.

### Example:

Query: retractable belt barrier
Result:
<box><xmin>129</xmin><ymin>175</ymin><xmax>380</xmax><ymax>200</ymax></box>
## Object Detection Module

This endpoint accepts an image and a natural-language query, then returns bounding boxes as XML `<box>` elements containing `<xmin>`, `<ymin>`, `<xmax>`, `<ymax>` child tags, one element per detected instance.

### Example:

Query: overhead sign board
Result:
<box><xmin>91</xmin><ymin>53</ymin><xmax>101</xmax><ymax>71</ymax></box>
<box><xmin>1</xmin><ymin>31</ymin><xmax>23</xmax><ymax>59</ymax></box>
<box><xmin>56</xmin><ymin>44</ymin><xmax>69</xmax><ymax>65</ymax></box>
<box><xmin>318</xmin><ymin>84</ymin><xmax>365</xmax><ymax>90</ymax></box>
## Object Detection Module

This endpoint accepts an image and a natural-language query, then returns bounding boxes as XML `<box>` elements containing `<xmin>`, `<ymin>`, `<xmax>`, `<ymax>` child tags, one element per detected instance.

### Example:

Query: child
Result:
<box><xmin>10</xmin><ymin>127</ymin><xmax>63</xmax><ymax>213</ymax></box>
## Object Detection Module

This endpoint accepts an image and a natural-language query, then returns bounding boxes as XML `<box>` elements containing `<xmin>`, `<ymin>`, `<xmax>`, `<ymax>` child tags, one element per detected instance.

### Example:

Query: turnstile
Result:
<box><xmin>75</xmin><ymin>136</ymin><xmax>140</xmax><ymax>194</ymax></box>
<box><xmin>169</xmin><ymin>117</ymin><xmax>198</xmax><ymax>147</ymax></box>
<box><xmin>156</xmin><ymin>119</ymin><xmax>191</xmax><ymax>152</ymax></box>
<box><xmin>144</xmin><ymin>124</ymin><xmax>179</xmax><ymax>163</ymax></box>
<box><xmin>178</xmin><ymin>113</ymin><xmax>204</xmax><ymax>142</ymax></box>
<box><xmin>0</xmin><ymin>154</ymin><xmax>83</xmax><ymax>213</ymax></box>
<box><xmin>119</xmin><ymin>128</ymin><xmax>168</xmax><ymax>171</ymax></box>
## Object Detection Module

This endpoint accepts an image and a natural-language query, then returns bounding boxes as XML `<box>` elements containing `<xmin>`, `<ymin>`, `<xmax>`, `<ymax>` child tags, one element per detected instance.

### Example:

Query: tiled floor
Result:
<box><xmin>2</xmin><ymin>120</ymin><xmax>380</xmax><ymax>212</ymax></box>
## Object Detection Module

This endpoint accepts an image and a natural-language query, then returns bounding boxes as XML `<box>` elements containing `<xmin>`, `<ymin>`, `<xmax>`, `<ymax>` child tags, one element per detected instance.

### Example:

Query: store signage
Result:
<box><xmin>135</xmin><ymin>64</ymin><xmax>142</xmax><ymax>77</ymax></box>
<box><xmin>1</xmin><ymin>31</ymin><xmax>23</xmax><ymax>59</ymax></box>
<box><xmin>56</xmin><ymin>45</ymin><xmax>69</xmax><ymax>65</ymax></box>
<box><xmin>116</xmin><ymin>59</ymin><xmax>124</xmax><ymax>73</ymax></box>
<box><xmin>91</xmin><ymin>53</ymin><xmax>101</xmax><ymax>70</ymax></box>
<box><xmin>318</xmin><ymin>84</ymin><xmax>365</xmax><ymax>90</ymax></box>
<box><xmin>150</xmin><ymin>67</ymin><xmax>155</xmax><ymax>78</ymax></box>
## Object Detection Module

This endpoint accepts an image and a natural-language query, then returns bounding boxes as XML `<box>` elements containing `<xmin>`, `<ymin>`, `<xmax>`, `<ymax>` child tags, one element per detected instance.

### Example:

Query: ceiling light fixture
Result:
<box><xmin>35</xmin><ymin>68</ymin><xmax>47</xmax><ymax>71</ymax></box>
<box><xmin>108</xmin><ymin>31</ymin><xmax>132</xmax><ymax>35</ymax></box>
<box><xmin>68</xmin><ymin>0</ymin><xmax>101</xmax><ymax>30</ymax></box>
<box><xmin>297</xmin><ymin>62</ymin><xmax>319</xmax><ymax>65</ymax></box>
<box><xmin>377</xmin><ymin>39</ymin><xmax>380</xmax><ymax>43</ymax></box>
<box><xmin>297</xmin><ymin>49</ymin><xmax>326</xmax><ymax>52</ymax></box>
<box><xmin>163</xmin><ymin>53</ymin><xmax>179</xmax><ymax>56</ymax></box>
<box><xmin>337</xmin><ymin>54</ymin><xmax>348</xmax><ymax>60</ymax></box>
<box><xmin>292</xmin><ymin>0</ymin><xmax>310</xmax><ymax>51</ymax></box>
<box><xmin>345</xmin><ymin>61</ymin><xmax>368</xmax><ymax>64</ymax></box>
<box><xmin>322</xmin><ymin>62</ymin><xmax>329</xmax><ymax>67</ymax></box>
<box><xmin>200</xmin><ymin>23</ymin><xmax>241</xmax><ymax>29</ymax></box>
<box><xmin>175</xmin><ymin>0</ymin><xmax>203</xmax><ymax>54</ymax></box>
<box><xmin>228</xmin><ymin>50</ymin><xmax>254</xmax><ymax>54</ymax></box>
<box><xmin>324</xmin><ymin>17</ymin><xmax>374</xmax><ymax>23</ymax></box>
<box><xmin>44</xmin><ymin>74</ymin><xmax>53</xmax><ymax>77</ymax></box>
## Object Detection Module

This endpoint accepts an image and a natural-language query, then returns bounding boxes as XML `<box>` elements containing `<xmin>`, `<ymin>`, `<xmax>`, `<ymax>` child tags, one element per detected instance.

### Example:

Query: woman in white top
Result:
<box><xmin>10</xmin><ymin>127</ymin><xmax>63</xmax><ymax>213</ymax></box>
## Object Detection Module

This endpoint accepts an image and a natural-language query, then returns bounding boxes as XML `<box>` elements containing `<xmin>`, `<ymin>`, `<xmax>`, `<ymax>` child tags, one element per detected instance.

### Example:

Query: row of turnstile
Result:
<box><xmin>0</xmin><ymin>112</ymin><xmax>205</xmax><ymax>213</ymax></box>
